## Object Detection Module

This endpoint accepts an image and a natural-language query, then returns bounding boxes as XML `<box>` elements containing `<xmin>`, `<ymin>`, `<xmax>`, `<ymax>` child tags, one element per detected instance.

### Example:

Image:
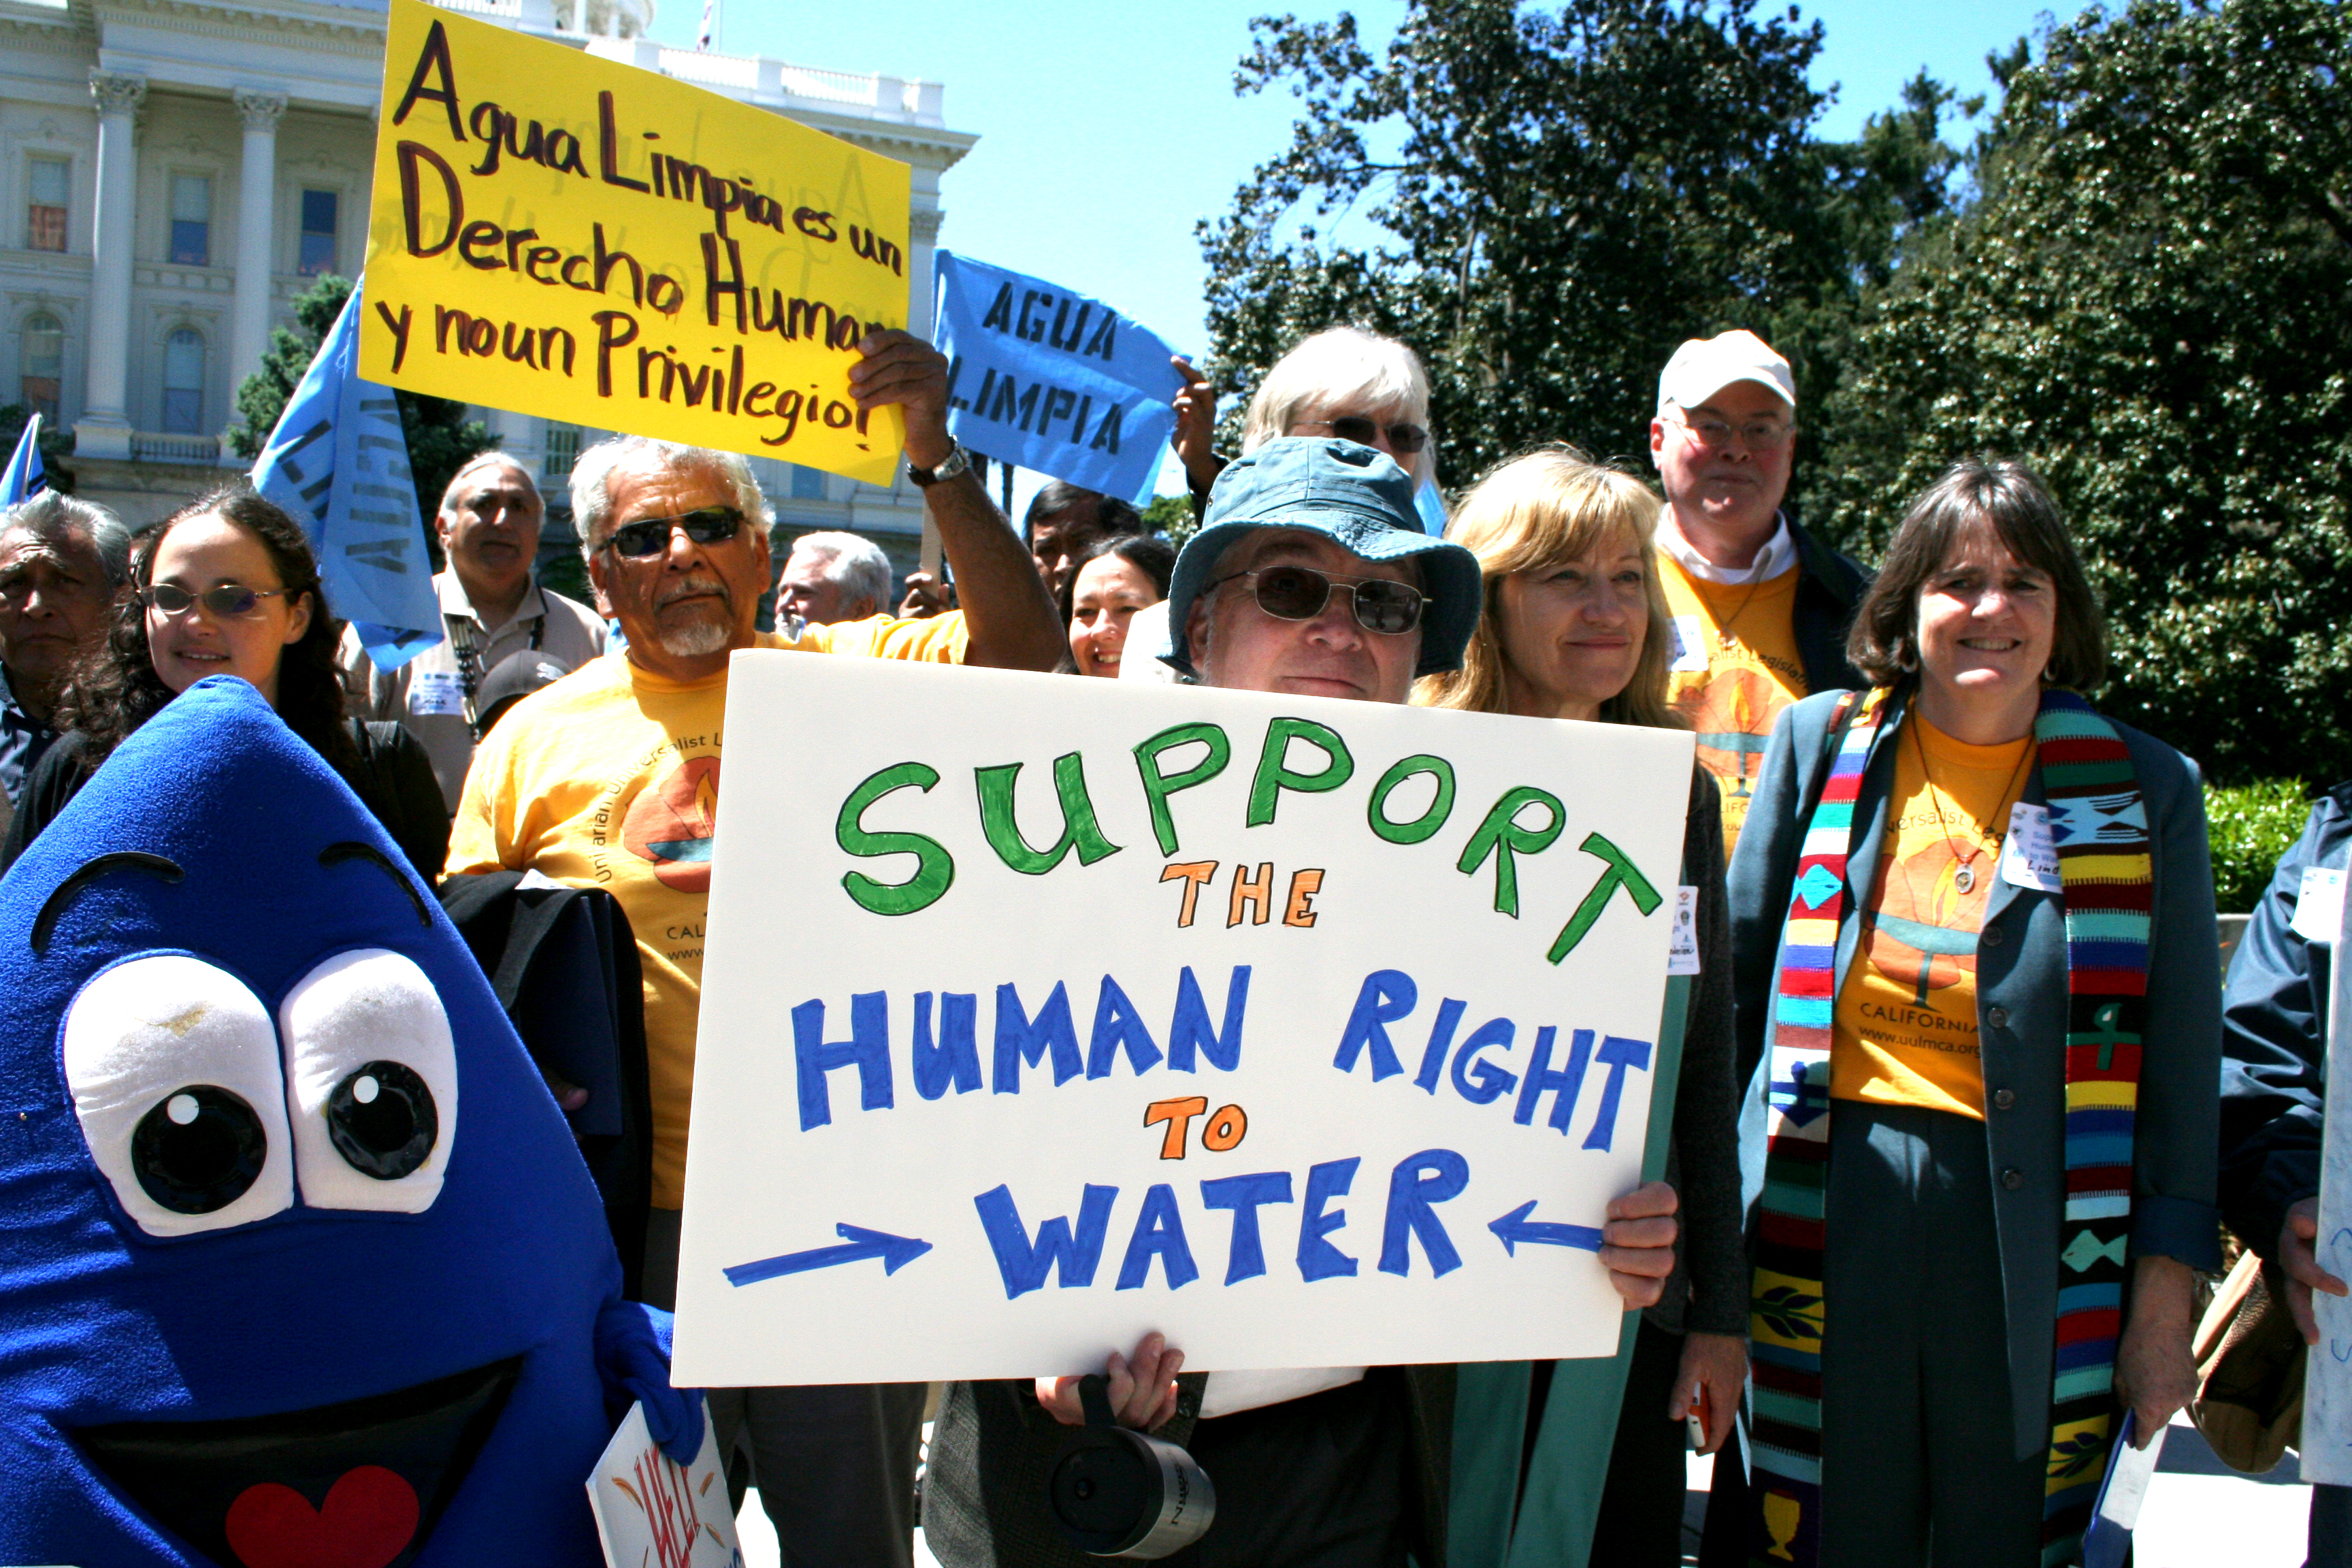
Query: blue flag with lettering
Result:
<box><xmin>250</xmin><ymin>279</ymin><xmax>442</xmax><ymax>670</ymax></box>
<box><xmin>932</xmin><ymin>252</ymin><xmax>1179</xmax><ymax>506</ymax></box>
<box><xmin>0</xmin><ymin>413</ymin><xmax>44</xmax><ymax>508</ymax></box>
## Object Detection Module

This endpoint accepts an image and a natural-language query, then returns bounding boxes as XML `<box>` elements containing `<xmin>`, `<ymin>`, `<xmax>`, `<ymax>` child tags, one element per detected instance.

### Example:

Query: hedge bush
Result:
<box><xmin>2206</xmin><ymin>779</ymin><xmax>2312</xmax><ymax>914</ymax></box>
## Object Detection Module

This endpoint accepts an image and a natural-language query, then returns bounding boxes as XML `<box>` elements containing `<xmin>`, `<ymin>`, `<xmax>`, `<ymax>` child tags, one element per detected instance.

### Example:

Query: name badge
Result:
<box><xmin>2000</xmin><ymin>802</ymin><xmax>2063</xmax><ymax>893</ymax></box>
<box><xmin>1667</xmin><ymin>885</ymin><xmax>1701</xmax><ymax>975</ymax></box>
<box><xmin>409</xmin><ymin>670</ymin><xmax>467</xmax><ymax>718</ymax></box>
<box><xmin>2293</xmin><ymin>865</ymin><xmax>2347</xmax><ymax>945</ymax></box>
<box><xmin>1666</xmin><ymin>615</ymin><xmax>1708</xmax><ymax>674</ymax></box>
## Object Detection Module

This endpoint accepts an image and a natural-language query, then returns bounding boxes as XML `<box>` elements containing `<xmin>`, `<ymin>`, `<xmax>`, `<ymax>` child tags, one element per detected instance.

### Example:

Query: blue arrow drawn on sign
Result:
<box><xmin>724</xmin><ymin>1224</ymin><xmax>934</xmax><ymax>1288</ymax></box>
<box><xmin>1488</xmin><ymin>1201</ymin><xmax>1605</xmax><ymax>1256</ymax></box>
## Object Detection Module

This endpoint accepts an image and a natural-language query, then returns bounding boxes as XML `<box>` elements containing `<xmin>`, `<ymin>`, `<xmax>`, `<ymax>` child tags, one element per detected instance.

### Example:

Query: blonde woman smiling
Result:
<box><xmin>1420</xmin><ymin>446</ymin><xmax>1744</xmax><ymax>1565</ymax></box>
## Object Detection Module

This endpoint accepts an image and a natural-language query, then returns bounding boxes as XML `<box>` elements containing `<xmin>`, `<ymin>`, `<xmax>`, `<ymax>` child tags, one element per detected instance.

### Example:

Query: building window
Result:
<box><xmin>299</xmin><ymin>189</ymin><xmax>338</xmax><ymax>277</ymax></box>
<box><xmin>161</xmin><ymin>327</ymin><xmax>206</xmax><ymax>433</ymax></box>
<box><xmin>790</xmin><ymin>465</ymin><xmax>826</xmax><ymax>501</ymax></box>
<box><xmin>27</xmin><ymin>157</ymin><xmax>67</xmax><ymax>252</ymax></box>
<box><xmin>20</xmin><ymin>312</ymin><xmax>63</xmax><ymax>423</ymax></box>
<box><xmin>543</xmin><ymin>422</ymin><xmax>580</xmax><ymax>479</ymax></box>
<box><xmin>169</xmin><ymin>174</ymin><xmax>211</xmax><ymax>267</ymax></box>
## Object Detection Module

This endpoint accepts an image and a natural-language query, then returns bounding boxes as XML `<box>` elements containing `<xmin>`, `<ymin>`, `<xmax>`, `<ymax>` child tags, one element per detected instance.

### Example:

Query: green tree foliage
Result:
<box><xmin>1141</xmin><ymin>492</ymin><xmax>1196</xmax><ymax>546</ymax></box>
<box><xmin>2206</xmin><ymin>778</ymin><xmax>2313</xmax><ymax>912</ymax></box>
<box><xmin>1803</xmin><ymin>0</ymin><xmax>2352</xmax><ymax>783</ymax></box>
<box><xmin>1198</xmin><ymin>0</ymin><xmax>1962</xmax><ymax>484</ymax></box>
<box><xmin>227</xmin><ymin>274</ymin><xmax>491</xmax><ymax>555</ymax></box>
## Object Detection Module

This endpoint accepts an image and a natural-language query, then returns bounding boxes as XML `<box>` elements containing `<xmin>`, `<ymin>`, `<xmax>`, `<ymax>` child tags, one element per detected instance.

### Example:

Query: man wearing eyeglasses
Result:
<box><xmin>1648</xmin><ymin>330</ymin><xmax>1869</xmax><ymax>852</ymax></box>
<box><xmin>446</xmin><ymin>329</ymin><xmax>1061</xmax><ymax>1568</ymax></box>
<box><xmin>339</xmin><ymin>453</ymin><xmax>607</xmax><ymax>811</ymax></box>
<box><xmin>924</xmin><ymin>436</ymin><xmax>1682</xmax><ymax>1568</ymax></box>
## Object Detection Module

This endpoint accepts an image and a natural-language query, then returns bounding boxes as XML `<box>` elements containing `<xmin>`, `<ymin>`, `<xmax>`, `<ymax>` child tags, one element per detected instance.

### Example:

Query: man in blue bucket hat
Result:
<box><xmin>924</xmin><ymin>437</ymin><xmax>1684</xmax><ymax>1568</ymax></box>
<box><xmin>1159</xmin><ymin>435</ymin><xmax>1481</xmax><ymax>697</ymax></box>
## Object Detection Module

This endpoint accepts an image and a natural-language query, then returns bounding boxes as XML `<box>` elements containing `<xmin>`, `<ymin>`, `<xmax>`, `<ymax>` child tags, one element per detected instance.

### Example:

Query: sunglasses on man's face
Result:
<box><xmin>600</xmin><ymin>506</ymin><xmax>746</xmax><ymax>559</ymax></box>
<box><xmin>1294</xmin><ymin>416</ymin><xmax>1431</xmax><ymax>455</ymax></box>
<box><xmin>138</xmin><ymin>583</ymin><xmax>293</xmax><ymax>619</ymax></box>
<box><xmin>1205</xmin><ymin>564</ymin><xmax>1426</xmax><ymax>636</ymax></box>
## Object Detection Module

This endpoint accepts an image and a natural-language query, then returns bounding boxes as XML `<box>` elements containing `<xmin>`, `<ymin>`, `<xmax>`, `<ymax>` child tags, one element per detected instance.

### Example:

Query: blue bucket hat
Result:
<box><xmin>1160</xmin><ymin>438</ymin><xmax>1480</xmax><ymax>680</ymax></box>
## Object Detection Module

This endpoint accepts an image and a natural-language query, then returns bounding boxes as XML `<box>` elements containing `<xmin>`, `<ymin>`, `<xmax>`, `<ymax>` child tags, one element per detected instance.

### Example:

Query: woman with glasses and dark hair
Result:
<box><xmin>1418</xmin><ymin>446</ymin><xmax>1744</xmax><ymax>1564</ymax></box>
<box><xmin>2</xmin><ymin>484</ymin><xmax>448</xmax><ymax>881</ymax></box>
<box><xmin>1715</xmin><ymin>458</ymin><xmax>2218</xmax><ymax>1567</ymax></box>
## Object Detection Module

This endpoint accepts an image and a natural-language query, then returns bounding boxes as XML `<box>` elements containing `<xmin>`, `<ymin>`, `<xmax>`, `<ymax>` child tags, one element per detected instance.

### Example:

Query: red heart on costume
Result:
<box><xmin>223</xmin><ymin>1465</ymin><xmax>421</xmax><ymax>1568</ymax></box>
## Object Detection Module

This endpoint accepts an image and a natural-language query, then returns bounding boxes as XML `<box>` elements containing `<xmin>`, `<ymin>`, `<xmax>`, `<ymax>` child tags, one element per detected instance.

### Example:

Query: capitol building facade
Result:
<box><xmin>0</xmin><ymin>0</ymin><xmax>975</xmax><ymax>574</ymax></box>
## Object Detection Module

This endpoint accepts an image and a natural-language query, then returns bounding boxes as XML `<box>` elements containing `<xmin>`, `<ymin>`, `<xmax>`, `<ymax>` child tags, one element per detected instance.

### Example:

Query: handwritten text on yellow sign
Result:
<box><xmin>362</xmin><ymin>0</ymin><xmax>913</xmax><ymax>485</ymax></box>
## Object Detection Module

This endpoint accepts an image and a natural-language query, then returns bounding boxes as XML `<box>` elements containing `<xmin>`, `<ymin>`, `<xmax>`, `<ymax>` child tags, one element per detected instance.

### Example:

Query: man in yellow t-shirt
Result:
<box><xmin>447</xmin><ymin>329</ymin><xmax>1062</xmax><ymax>1568</ymax></box>
<box><xmin>1831</xmin><ymin>717</ymin><xmax>2036</xmax><ymax>1120</ymax></box>
<box><xmin>1649</xmin><ymin>330</ymin><xmax>1870</xmax><ymax>852</ymax></box>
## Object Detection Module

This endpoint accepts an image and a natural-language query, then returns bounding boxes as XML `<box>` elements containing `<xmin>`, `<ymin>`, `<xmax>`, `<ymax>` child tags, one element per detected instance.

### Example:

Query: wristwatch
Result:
<box><xmin>906</xmin><ymin>443</ymin><xmax>971</xmax><ymax>488</ymax></box>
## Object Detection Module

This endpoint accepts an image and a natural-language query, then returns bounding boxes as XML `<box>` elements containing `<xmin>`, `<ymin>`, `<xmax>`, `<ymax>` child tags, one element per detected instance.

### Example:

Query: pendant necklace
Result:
<box><xmin>1914</xmin><ymin>717</ymin><xmax>2036</xmax><ymax>896</ymax></box>
<box><xmin>1712</xmin><ymin>564</ymin><xmax>1771</xmax><ymax>650</ymax></box>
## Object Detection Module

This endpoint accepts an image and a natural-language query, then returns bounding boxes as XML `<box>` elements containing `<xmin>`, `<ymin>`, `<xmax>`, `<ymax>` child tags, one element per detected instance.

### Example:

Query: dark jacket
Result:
<box><xmin>440</xmin><ymin>871</ymin><xmax>656</xmax><ymax>1301</ymax></box>
<box><xmin>1783</xmin><ymin>517</ymin><xmax>1872</xmax><ymax>698</ymax></box>
<box><xmin>2217</xmin><ymin>783</ymin><xmax>2352</xmax><ymax>1261</ymax></box>
<box><xmin>925</xmin><ymin>1367</ymin><xmax>1455</xmax><ymax>1568</ymax></box>
<box><xmin>3</xmin><ymin>719</ymin><xmax>450</xmax><ymax>887</ymax></box>
<box><xmin>1727</xmin><ymin>687</ymin><xmax>2224</xmax><ymax>1459</ymax></box>
<box><xmin>1647</xmin><ymin>766</ymin><xmax>1743</xmax><ymax>1337</ymax></box>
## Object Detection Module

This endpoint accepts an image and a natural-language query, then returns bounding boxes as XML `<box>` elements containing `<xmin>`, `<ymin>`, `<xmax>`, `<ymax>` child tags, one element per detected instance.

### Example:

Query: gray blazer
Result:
<box><xmin>1727</xmin><ymin>687</ymin><xmax>2224</xmax><ymax>1459</ymax></box>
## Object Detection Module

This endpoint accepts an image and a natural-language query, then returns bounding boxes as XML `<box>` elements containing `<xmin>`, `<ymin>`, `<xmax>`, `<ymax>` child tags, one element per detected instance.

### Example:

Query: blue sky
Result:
<box><xmin>644</xmin><ymin>1</ymin><xmax>2065</xmax><ymax>500</ymax></box>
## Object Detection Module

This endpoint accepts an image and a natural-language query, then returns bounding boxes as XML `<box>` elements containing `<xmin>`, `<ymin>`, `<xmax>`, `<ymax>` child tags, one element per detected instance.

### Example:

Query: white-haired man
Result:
<box><xmin>778</xmin><ymin>529</ymin><xmax>894</xmax><ymax>626</ymax></box>
<box><xmin>1648</xmin><ymin>329</ymin><xmax>1869</xmax><ymax>853</ymax></box>
<box><xmin>340</xmin><ymin>451</ymin><xmax>607</xmax><ymax>810</ymax></box>
<box><xmin>448</xmin><ymin>330</ymin><xmax>1063</xmax><ymax>1568</ymax></box>
<box><xmin>0</xmin><ymin>491</ymin><xmax>130</xmax><ymax>828</ymax></box>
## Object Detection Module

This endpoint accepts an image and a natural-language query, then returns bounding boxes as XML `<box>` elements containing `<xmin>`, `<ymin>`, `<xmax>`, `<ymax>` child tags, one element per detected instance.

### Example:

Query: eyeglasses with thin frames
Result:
<box><xmin>1203</xmin><ymin>564</ymin><xmax>1426</xmax><ymax>636</ymax></box>
<box><xmin>138</xmin><ymin>583</ymin><xmax>294</xmax><ymax>619</ymax></box>
<box><xmin>600</xmin><ymin>506</ymin><xmax>747</xmax><ymax>559</ymax></box>
<box><xmin>1665</xmin><ymin>410</ymin><xmax>1796</xmax><ymax>453</ymax></box>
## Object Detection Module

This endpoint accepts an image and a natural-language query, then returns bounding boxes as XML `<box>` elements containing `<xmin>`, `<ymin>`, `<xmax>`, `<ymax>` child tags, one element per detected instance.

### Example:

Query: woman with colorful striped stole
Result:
<box><xmin>1718</xmin><ymin>459</ymin><xmax>2219</xmax><ymax>1566</ymax></box>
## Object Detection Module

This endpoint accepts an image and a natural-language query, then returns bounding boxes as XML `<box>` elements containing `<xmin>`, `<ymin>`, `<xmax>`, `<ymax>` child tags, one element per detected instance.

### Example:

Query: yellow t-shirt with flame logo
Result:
<box><xmin>1831</xmin><ymin>717</ymin><xmax>2034</xmax><ymax>1120</ymax></box>
<box><xmin>448</xmin><ymin>617</ymin><xmax>968</xmax><ymax>1207</ymax></box>
<box><xmin>1659</xmin><ymin>554</ymin><xmax>1808</xmax><ymax>853</ymax></box>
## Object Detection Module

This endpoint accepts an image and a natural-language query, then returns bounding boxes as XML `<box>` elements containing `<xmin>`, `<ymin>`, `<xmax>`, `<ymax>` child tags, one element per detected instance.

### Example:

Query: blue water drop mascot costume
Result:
<box><xmin>0</xmin><ymin>676</ymin><xmax>700</xmax><ymax>1565</ymax></box>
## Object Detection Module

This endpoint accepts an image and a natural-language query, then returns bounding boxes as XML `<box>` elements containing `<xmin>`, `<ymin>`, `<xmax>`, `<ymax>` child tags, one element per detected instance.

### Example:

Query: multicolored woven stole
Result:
<box><xmin>1744</xmin><ymin>687</ymin><xmax>2152</xmax><ymax>1567</ymax></box>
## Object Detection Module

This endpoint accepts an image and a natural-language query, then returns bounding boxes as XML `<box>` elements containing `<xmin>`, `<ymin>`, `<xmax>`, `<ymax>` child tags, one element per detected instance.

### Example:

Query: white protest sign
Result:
<box><xmin>587</xmin><ymin>1402</ymin><xmax>740</xmax><ymax>1567</ymax></box>
<box><xmin>672</xmin><ymin>655</ymin><xmax>1693</xmax><ymax>1386</ymax></box>
<box><xmin>2304</xmin><ymin>917</ymin><xmax>2352</xmax><ymax>1483</ymax></box>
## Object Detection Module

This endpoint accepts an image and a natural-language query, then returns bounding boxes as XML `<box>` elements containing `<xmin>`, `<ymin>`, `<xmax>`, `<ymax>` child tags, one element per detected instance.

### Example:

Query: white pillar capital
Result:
<box><xmin>88</xmin><ymin>71</ymin><xmax>148</xmax><ymax>117</ymax></box>
<box><xmin>233</xmin><ymin>88</ymin><xmax>289</xmax><ymax>133</ymax></box>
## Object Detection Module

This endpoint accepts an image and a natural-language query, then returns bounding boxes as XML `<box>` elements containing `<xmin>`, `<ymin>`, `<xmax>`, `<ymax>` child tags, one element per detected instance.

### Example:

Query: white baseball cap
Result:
<box><xmin>1656</xmin><ymin>329</ymin><xmax>1796</xmax><ymax>416</ymax></box>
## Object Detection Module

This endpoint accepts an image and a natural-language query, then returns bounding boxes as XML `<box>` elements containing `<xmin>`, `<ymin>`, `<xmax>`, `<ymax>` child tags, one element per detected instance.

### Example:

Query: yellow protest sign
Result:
<box><xmin>362</xmin><ymin>0</ymin><xmax>911</xmax><ymax>485</ymax></box>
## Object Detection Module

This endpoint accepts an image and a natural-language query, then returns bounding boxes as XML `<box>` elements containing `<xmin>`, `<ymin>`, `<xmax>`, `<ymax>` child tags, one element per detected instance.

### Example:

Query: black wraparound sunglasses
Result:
<box><xmin>1294</xmin><ymin>416</ymin><xmax>1431</xmax><ymax>455</ymax></box>
<box><xmin>1204</xmin><ymin>564</ymin><xmax>1426</xmax><ymax>635</ymax></box>
<box><xmin>600</xmin><ymin>506</ymin><xmax>746</xmax><ymax>559</ymax></box>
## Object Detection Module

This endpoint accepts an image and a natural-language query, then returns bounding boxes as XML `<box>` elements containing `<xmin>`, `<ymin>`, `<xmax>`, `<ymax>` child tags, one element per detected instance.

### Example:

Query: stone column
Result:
<box><xmin>907</xmin><ymin>206</ymin><xmax>943</xmax><ymax>339</ymax></box>
<box><xmin>227</xmin><ymin>91</ymin><xmax>288</xmax><ymax>437</ymax></box>
<box><xmin>76</xmin><ymin>71</ymin><xmax>146</xmax><ymax>461</ymax></box>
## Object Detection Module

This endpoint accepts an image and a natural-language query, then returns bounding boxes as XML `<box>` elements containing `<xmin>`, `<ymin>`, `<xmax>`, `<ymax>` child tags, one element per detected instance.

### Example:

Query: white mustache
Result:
<box><xmin>653</xmin><ymin>576</ymin><xmax>729</xmax><ymax>609</ymax></box>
